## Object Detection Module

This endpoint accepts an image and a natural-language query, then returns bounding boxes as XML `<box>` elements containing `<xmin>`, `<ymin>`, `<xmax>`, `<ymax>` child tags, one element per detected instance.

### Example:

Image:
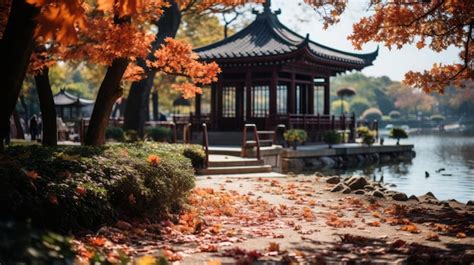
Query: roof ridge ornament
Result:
<box><xmin>252</xmin><ymin>0</ymin><xmax>280</xmax><ymax>16</ymax></box>
<box><xmin>263</xmin><ymin>0</ymin><xmax>271</xmax><ymax>13</ymax></box>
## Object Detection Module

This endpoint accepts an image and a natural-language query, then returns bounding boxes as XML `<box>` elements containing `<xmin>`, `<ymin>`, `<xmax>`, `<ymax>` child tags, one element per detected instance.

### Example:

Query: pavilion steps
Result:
<box><xmin>197</xmin><ymin>154</ymin><xmax>272</xmax><ymax>175</ymax></box>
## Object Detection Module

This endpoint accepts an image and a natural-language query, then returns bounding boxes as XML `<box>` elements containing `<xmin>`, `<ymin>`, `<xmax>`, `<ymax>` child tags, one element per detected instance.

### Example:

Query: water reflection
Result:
<box><xmin>318</xmin><ymin>134</ymin><xmax>474</xmax><ymax>202</ymax></box>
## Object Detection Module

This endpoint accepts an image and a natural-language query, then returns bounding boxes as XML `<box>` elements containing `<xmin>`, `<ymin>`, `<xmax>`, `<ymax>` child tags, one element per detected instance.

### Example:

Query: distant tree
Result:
<box><xmin>389</xmin><ymin>110</ymin><xmax>401</xmax><ymax>120</ymax></box>
<box><xmin>390</xmin><ymin>128</ymin><xmax>408</xmax><ymax>145</ymax></box>
<box><xmin>361</xmin><ymin>108</ymin><xmax>383</xmax><ymax>122</ymax></box>
<box><xmin>349</xmin><ymin>97</ymin><xmax>370</xmax><ymax>117</ymax></box>
<box><xmin>331</xmin><ymin>100</ymin><xmax>349</xmax><ymax>115</ymax></box>
<box><xmin>308</xmin><ymin>0</ymin><xmax>473</xmax><ymax>93</ymax></box>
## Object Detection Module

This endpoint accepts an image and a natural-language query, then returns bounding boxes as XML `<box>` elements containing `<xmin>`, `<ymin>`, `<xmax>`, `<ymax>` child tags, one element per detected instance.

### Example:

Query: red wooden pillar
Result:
<box><xmin>308</xmin><ymin>77</ymin><xmax>315</xmax><ymax>114</ymax></box>
<box><xmin>289</xmin><ymin>72</ymin><xmax>295</xmax><ymax>114</ymax></box>
<box><xmin>245</xmin><ymin>71</ymin><xmax>252</xmax><ymax>123</ymax></box>
<box><xmin>195</xmin><ymin>93</ymin><xmax>202</xmax><ymax>118</ymax></box>
<box><xmin>269</xmin><ymin>69</ymin><xmax>277</xmax><ymax>128</ymax></box>
<box><xmin>323</xmin><ymin>77</ymin><xmax>330</xmax><ymax>115</ymax></box>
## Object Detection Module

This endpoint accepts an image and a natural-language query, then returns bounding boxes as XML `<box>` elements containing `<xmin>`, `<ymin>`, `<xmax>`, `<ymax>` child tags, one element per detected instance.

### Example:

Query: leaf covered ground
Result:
<box><xmin>74</xmin><ymin>174</ymin><xmax>474</xmax><ymax>264</ymax></box>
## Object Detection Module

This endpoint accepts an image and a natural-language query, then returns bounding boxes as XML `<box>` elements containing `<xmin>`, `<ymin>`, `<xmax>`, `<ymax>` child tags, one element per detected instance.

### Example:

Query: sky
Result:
<box><xmin>260</xmin><ymin>0</ymin><xmax>462</xmax><ymax>82</ymax></box>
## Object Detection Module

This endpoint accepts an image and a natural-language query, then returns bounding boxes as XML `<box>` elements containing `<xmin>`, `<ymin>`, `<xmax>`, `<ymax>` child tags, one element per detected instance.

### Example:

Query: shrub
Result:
<box><xmin>322</xmin><ymin>131</ymin><xmax>341</xmax><ymax>148</ymax></box>
<box><xmin>357</xmin><ymin>126</ymin><xmax>376</xmax><ymax>146</ymax></box>
<box><xmin>146</xmin><ymin>127</ymin><xmax>172</xmax><ymax>142</ymax></box>
<box><xmin>361</xmin><ymin>108</ymin><xmax>383</xmax><ymax>122</ymax></box>
<box><xmin>125</xmin><ymin>129</ymin><xmax>140</xmax><ymax>143</ymax></box>
<box><xmin>349</xmin><ymin>97</ymin><xmax>370</xmax><ymax>117</ymax></box>
<box><xmin>331</xmin><ymin>100</ymin><xmax>350</xmax><ymax>114</ymax></box>
<box><xmin>389</xmin><ymin>110</ymin><xmax>401</xmax><ymax>120</ymax></box>
<box><xmin>105</xmin><ymin>127</ymin><xmax>125</xmax><ymax>142</ymax></box>
<box><xmin>284</xmin><ymin>129</ymin><xmax>307</xmax><ymax>143</ymax></box>
<box><xmin>430</xmin><ymin>114</ymin><xmax>446</xmax><ymax>123</ymax></box>
<box><xmin>182</xmin><ymin>147</ymin><xmax>206</xmax><ymax>169</ymax></box>
<box><xmin>362</xmin><ymin>130</ymin><xmax>376</xmax><ymax>146</ymax></box>
<box><xmin>0</xmin><ymin>143</ymin><xmax>197</xmax><ymax>231</ymax></box>
<box><xmin>390</xmin><ymin>128</ymin><xmax>408</xmax><ymax>145</ymax></box>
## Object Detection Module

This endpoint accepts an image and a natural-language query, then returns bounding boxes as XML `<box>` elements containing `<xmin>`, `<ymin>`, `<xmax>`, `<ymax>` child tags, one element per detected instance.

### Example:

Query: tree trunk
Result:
<box><xmin>0</xmin><ymin>0</ymin><xmax>39</xmax><ymax>147</ymax></box>
<box><xmin>123</xmin><ymin>0</ymin><xmax>181</xmax><ymax>134</ymax></box>
<box><xmin>84</xmin><ymin>58</ymin><xmax>129</xmax><ymax>146</ymax></box>
<box><xmin>152</xmin><ymin>90</ymin><xmax>159</xmax><ymax>121</ymax></box>
<box><xmin>35</xmin><ymin>67</ymin><xmax>57</xmax><ymax>146</ymax></box>
<box><xmin>12</xmin><ymin>110</ymin><xmax>25</xmax><ymax>139</ymax></box>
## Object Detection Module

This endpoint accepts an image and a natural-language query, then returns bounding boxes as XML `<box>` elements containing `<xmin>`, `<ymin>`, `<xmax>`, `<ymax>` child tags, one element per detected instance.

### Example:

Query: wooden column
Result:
<box><xmin>245</xmin><ymin>71</ymin><xmax>252</xmax><ymax>122</ymax></box>
<box><xmin>269</xmin><ymin>69</ymin><xmax>277</xmax><ymax>115</ymax></box>
<box><xmin>289</xmin><ymin>72</ymin><xmax>295</xmax><ymax>114</ymax></box>
<box><xmin>210</xmin><ymin>83</ymin><xmax>217</xmax><ymax>126</ymax></box>
<box><xmin>308</xmin><ymin>77</ymin><xmax>315</xmax><ymax>114</ymax></box>
<box><xmin>195</xmin><ymin>93</ymin><xmax>201</xmax><ymax>118</ymax></box>
<box><xmin>324</xmin><ymin>77</ymin><xmax>330</xmax><ymax>115</ymax></box>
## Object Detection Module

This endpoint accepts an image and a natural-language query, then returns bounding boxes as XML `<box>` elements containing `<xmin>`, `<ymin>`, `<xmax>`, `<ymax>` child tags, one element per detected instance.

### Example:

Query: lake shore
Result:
<box><xmin>75</xmin><ymin>173</ymin><xmax>474</xmax><ymax>264</ymax></box>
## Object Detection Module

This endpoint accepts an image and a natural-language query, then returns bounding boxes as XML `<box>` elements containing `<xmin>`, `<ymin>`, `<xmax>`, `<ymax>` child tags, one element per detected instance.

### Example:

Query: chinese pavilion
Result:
<box><xmin>191</xmin><ymin>0</ymin><xmax>377</xmax><ymax>139</ymax></box>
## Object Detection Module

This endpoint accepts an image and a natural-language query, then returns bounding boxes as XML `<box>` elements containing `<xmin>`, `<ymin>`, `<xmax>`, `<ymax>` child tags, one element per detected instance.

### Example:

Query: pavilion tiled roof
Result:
<box><xmin>53</xmin><ymin>89</ymin><xmax>94</xmax><ymax>106</ymax></box>
<box><xmin>195</xmin><ymin>5</ymin><xmax>378</xmax><ymax>68</ymax></box>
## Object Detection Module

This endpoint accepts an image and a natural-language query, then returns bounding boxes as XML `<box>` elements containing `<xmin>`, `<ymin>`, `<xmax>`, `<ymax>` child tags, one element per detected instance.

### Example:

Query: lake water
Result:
<box><xmin>321</xmin><ymin>134</ymin><xmax>474</xmax><ymax>203</ymax></box>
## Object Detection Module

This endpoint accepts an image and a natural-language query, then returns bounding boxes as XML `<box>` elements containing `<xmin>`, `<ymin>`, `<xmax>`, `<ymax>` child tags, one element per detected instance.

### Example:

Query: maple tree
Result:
<box><xmin>122</xmin><ymin>0</ymin><xmax>263</xmax><ymax>134</ymax></box>
<box><xmin>305</xmin><ymin>0</ymin><xmax>473</xmax><ymax>93</ymax></box>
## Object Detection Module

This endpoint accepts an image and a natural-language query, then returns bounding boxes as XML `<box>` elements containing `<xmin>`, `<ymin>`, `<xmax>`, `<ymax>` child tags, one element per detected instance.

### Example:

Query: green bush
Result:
<box><xmin>349</xmin><ymin>97</ymin><xmax>370</xmax><ymax>117</ymax></box>
<box><xmin>146</xmin><ymin>127</ymin><xmax>172</xmax><ymax>142</ymax></box>
<box><xmin>322</xmin><ymin>131</ymin><xmax>341</xmax><ymax>148</ymax></box>
<box><xmin>125</xmin><ymin>129</ymin><xmax>140</xmax><ymax>143</ymax></box>
<box><xmin>361</xmin><ymin>108</ymin><xmax>383</xmax><ymax>122</ymax></box>
<box><xmin>362</xmin><ymin>130</ymin><xmax>376</xmax><ymax>146</ymax></box>
<box><xmin>105</xmin><ymin>127</ymin><xmax>125</xmax><ymax>142</ymax></box>
<box><xmin>357</xmin><ymin>126</ymin><xmax>376</xmax><ymax>146</ymax></box>
<box><xmin>182</xmin><ymin>147</ymin><xmax>206</xmax><ymax>169</ymax></box>
<box><xmin>390</xmin><ymin>128</ymin><xmax>408</xmax><ymax>145</ymax></box>
<box><xmin>389</xmin><ymin>110</ymin><xmax>401</xmax><ymax>120</ymax></box>
<box><xmin>0</xmin><ymin>143</ymin><xmax>197</xmax><ymax>231</ymax></box>
<box><xmin>284</xmin><ymin>129</ymin><xmax>308</xmax><ymax>143</ymax></box>
<box><xmin>0</xmin><ymin>222</ymin><xmax>75</xmax><ymax>265</ymax></box>
<box><xmin>430</xmin><ymin>114</ymin><xmax>446</xmax><ymax>123</ymax></box>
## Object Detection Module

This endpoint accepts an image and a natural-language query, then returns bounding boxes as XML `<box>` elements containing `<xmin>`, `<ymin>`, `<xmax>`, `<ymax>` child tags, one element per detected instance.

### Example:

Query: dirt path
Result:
<box><xmin>75</xmin><ymin>174</ymin><xmax>474</xmax><ymax>264</ymax></box>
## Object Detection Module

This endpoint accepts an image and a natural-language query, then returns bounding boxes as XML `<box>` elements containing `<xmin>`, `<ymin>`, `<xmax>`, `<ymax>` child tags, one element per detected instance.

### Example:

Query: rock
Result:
<box><xmin>392</xmin><ymin>192</ymin><xmax>408</xmax><ymax>201</ymax></box>
<box><xmin>320</xmin><ymin>156</ymin><xmax>336</xmax><ymax>167</ymax></box>
<box><xmin>331</xmin><ymin>183</ymin><xmax>346</xmax><ymax>192</ymax></box>
<box><xmin>364</xmin><ymin>185</ymin><xmax>375</xmax><ymax>191</ymax></box>
<box><xmin>408</xmin><ymin>195</ymin><xmax>419</xmax><ymax>201</ymax></box>
<box><xmin>354</xmin><ymin>189</ymin><xmax>365</xmax><ymax>195</ymax></box>
<box><xmin>342</xmin><ymin>187</ymin><xmax>352</xmax><ymax>194</ymax></box>
<box><xmin>389</xmin><ymin>183</ymin><xmax>397</xmax><ymax>187</ymax></box>
<box><xmin>314</xmin><ymin>172</ymin><xmax>324</xmax><ymax>177</ymax></box>
<box><xmin>425</xmin><ymin>192</ymin><xmax>438</xmax><ymax>200</ymax></box>
<box><xmin>116</xmin><ymin>220</ymin><xmax>132</xmax><ymax>230</ymax></box>
<box><xmin>326</xmin><ymin>176</ymin><xmax>341</xmax><ymax>184</ymax></box>
<box><xmin>380</xmin><ymin>154</ymin><xmax>391</xmax><ymax>163</ymax></box>
<box><xmin>310</xmin><ymin>158</ymin><xmax>323</xmax><ymax>168</ymax></box>
<box><xmin>372</xmin><ymin>190</ymin><xmax>385</xmax><ymax>198</ymax></box>
<box><xmin>467</xmin><ymin>200</ymin><xmax>474</xmax><ymax>206</ymax></box>
<box><xmin>347</xmin><ymin>176</ymin><xmax>368</xmax><ymax>190</ymax></box>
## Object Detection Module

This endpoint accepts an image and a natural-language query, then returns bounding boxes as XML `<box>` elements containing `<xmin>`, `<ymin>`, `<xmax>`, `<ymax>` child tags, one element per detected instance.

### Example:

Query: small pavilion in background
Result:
<box><xmin>190</xmin><ymin>0</ymin><xmax>378</xmax><ymax>142</ymax></box>
<box><xmin>53</xmin><ymin>89</ymin><xmax>94</xmax><ymax>121</ymax></box>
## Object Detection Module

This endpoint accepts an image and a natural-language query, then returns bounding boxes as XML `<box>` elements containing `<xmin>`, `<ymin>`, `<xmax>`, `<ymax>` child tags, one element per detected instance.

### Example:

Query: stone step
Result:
<box><xmin>208</xmin><ymin>159</ymin><xmax>264</xmax><ymax>167</ymax></box>
<box><xmin>197</xmin><ymin>165</ymin><xmax>272</xmax><ymax>175</ymax></box>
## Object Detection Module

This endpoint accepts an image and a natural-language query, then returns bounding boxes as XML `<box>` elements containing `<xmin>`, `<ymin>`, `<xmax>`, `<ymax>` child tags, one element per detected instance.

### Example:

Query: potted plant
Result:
<box><xmin>323</xmin><ymin>130</ymin><xmax>341</xmax><ymax>148</ymax></box>
<box><xmin>284</xmin><ymin>129</ymin><xmax>307</xmax><ymax>150</ymax></box>
<box><xmin>357</xmin><ymin>126</ymin><xmax>376</xmax><ymax>146</ymax></box>
<box><xmin>389</xmin><ymin>127</ymin><xmax>408</xmax><ymax>145</ymax></box>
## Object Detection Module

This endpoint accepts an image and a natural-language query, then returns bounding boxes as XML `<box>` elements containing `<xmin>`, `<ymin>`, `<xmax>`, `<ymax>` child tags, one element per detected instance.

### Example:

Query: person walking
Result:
<box><xmin>29</xmin><ymin>115</ymin><xmax>39</xmax><ymax>141</ymax></box>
